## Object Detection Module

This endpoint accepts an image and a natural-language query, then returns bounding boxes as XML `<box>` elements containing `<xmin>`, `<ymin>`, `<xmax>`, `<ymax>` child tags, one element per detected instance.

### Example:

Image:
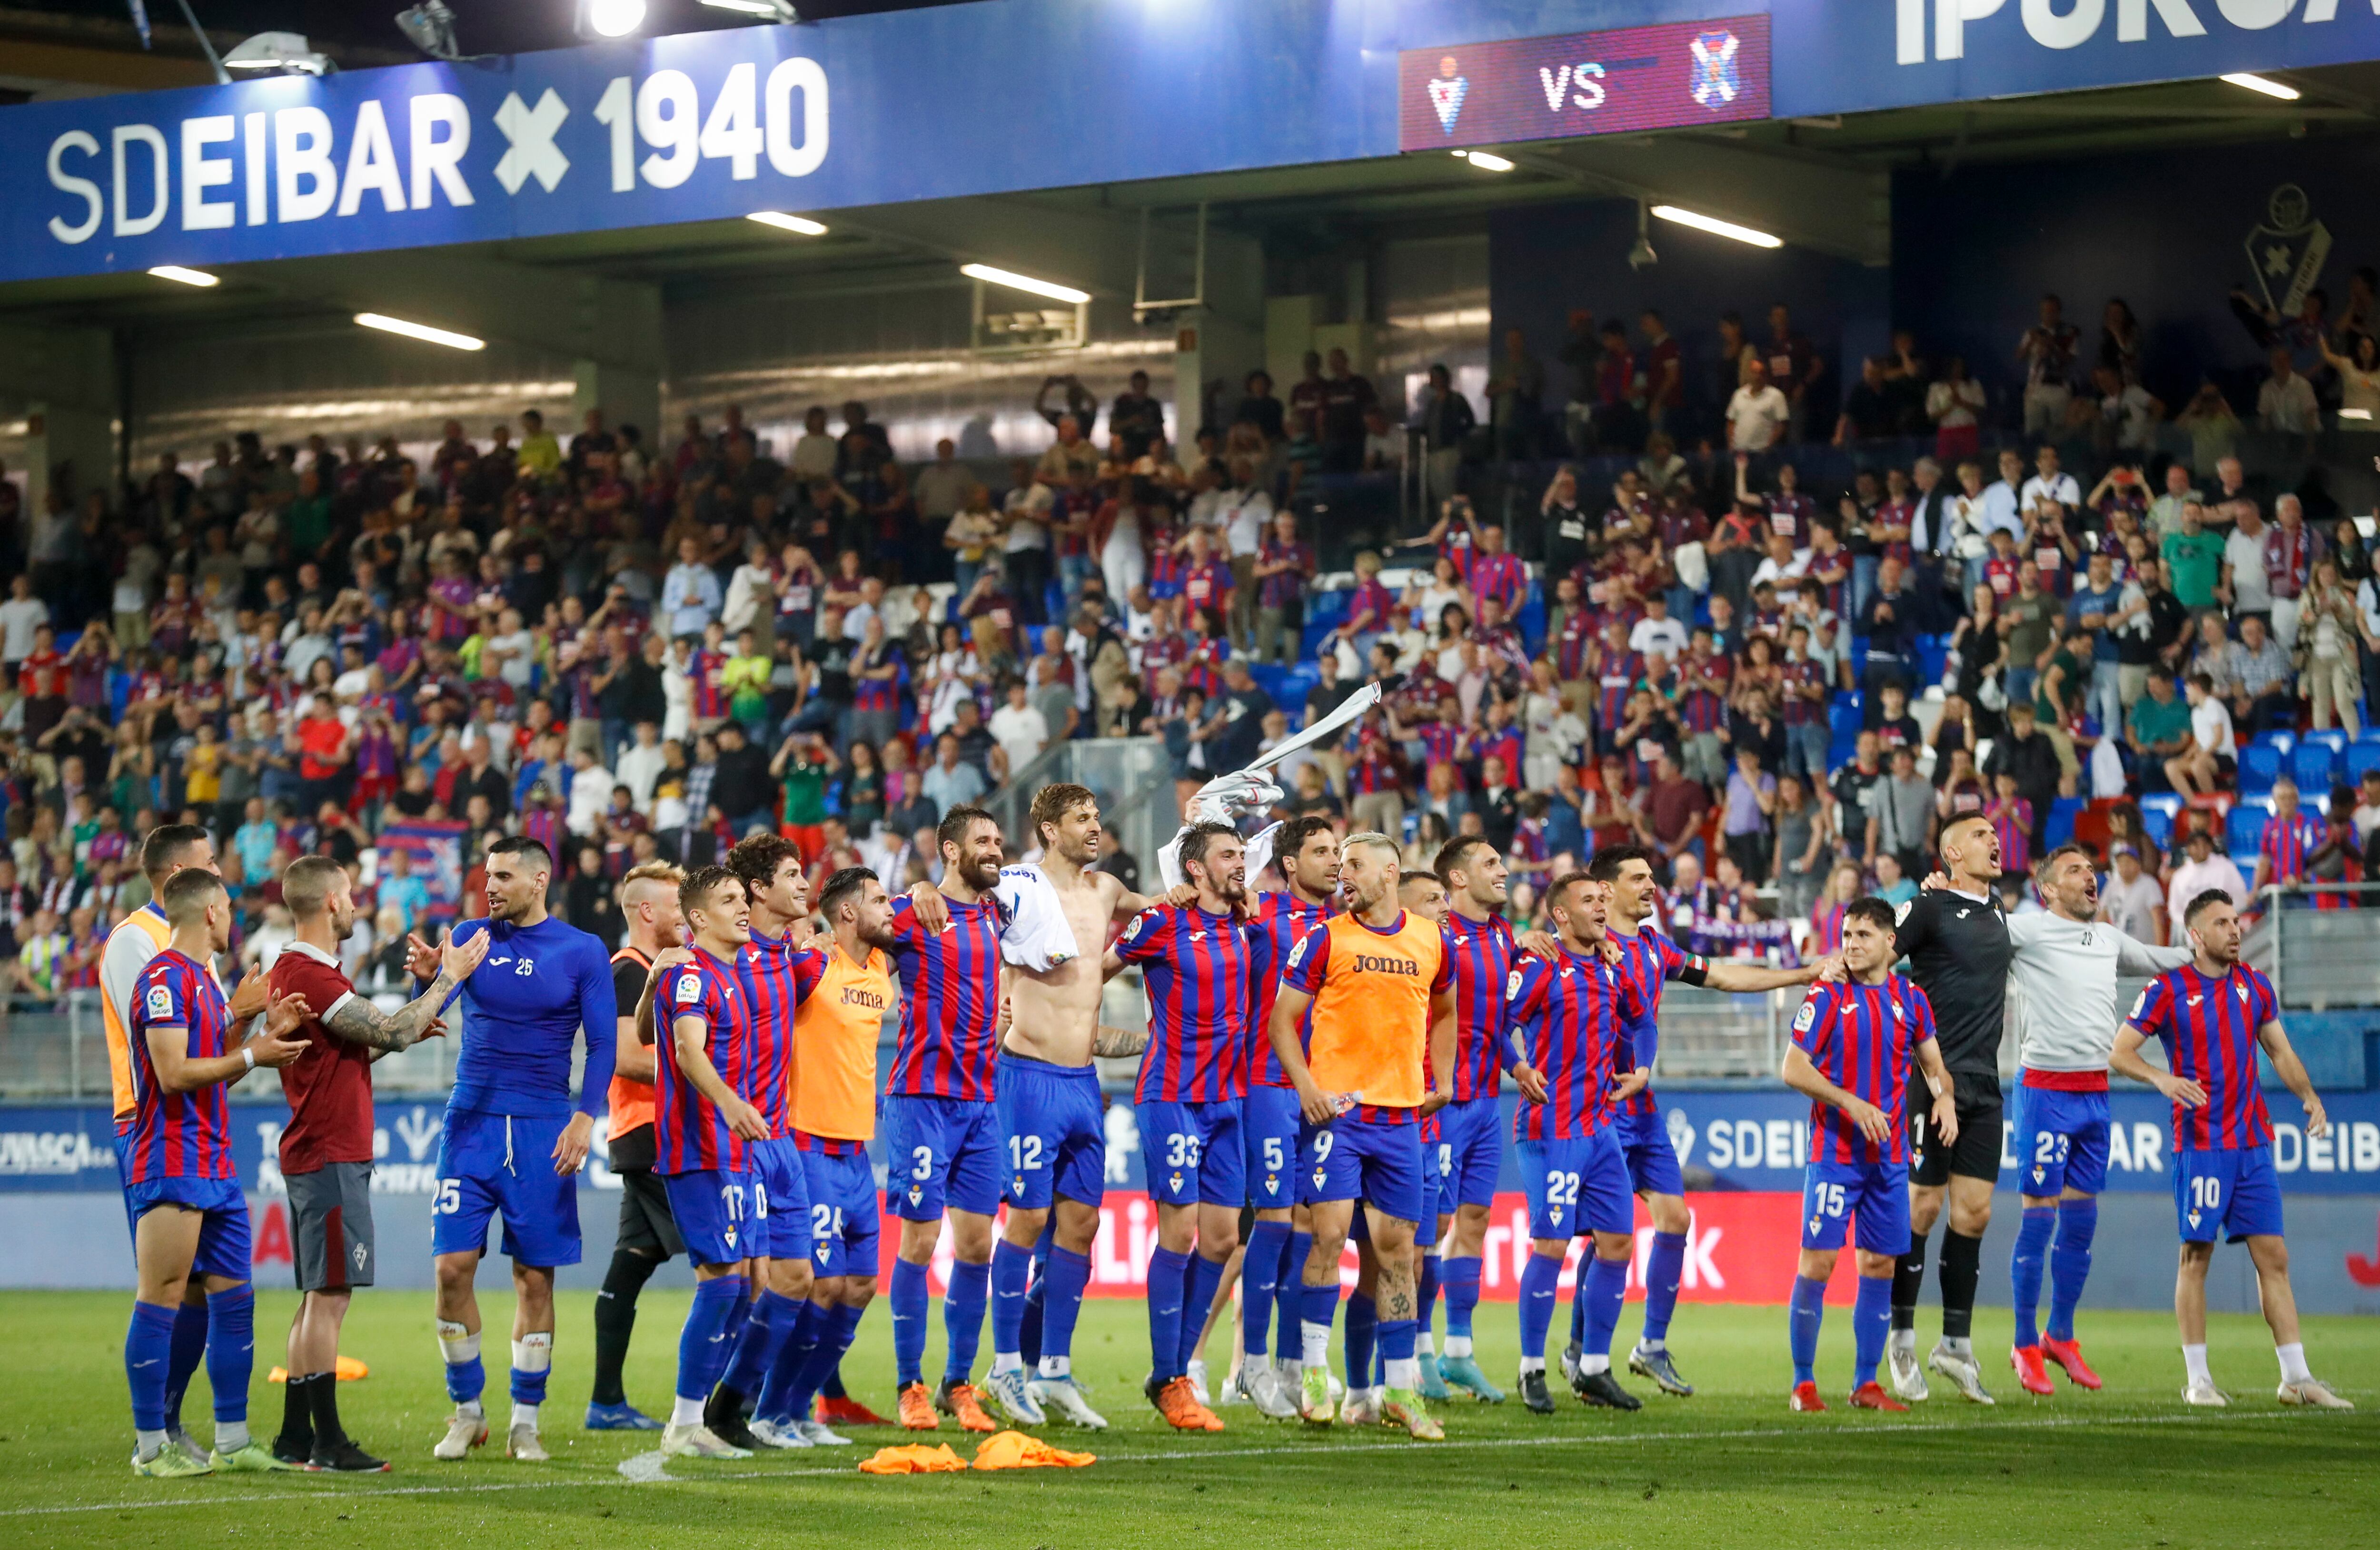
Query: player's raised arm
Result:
<box><xmin>2255</xmin><ymin>1015</ymin><xmax>2328</xmax><ymax>1140</ymax></box>
<box><xmin>327</xmin><ymin>929</ymin><xmax>486</xmax><ymax>1055</ymax></box>
<box><xmin>2112</xmin><ymin>929</ymin><xmax>2194</xmax><ymax>978</ymax></box>
<box><xmin>635</xmin><ymin>946</ymin><xmax>694</xmax><ymax>1047</ymax></box>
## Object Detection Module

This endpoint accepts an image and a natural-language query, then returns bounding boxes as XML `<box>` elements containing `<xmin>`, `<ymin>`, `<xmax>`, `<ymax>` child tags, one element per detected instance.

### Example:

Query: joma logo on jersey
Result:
<box><xmin>1351</xmin><ymin>953</ymin><xmax>1420</xmax><ymax>977</ymax></box>
<box><xmin>838</xmin><ymin>986</ymin><xmax>886</xmax><ymax>1010</ymax></box>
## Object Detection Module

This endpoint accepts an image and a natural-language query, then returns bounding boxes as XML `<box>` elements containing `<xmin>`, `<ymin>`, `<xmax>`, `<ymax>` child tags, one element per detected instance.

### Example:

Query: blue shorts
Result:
<box><xmin>113</xmin><ymin>1128</ymin><xmax>136</xmax><ymax>1246</ymax></box>
<box><xmin>2013</xmin><ymin>1082</ymin><xmax>2109</xmax><ymax>1198</ymax></box>
<box><xmin>2175</xmin><ymin>1146</ymin><xmax>2284</xmax><ymax>1243</ymax></box>
<box><xmin>1242</xmin><ymin>1084</ymin><xmax>1303</xmax><ymax>1211</ymax></box>
<box><xmin>125</xmin><ymin>1174</ymin><xmax>251</xmax><ymax>1282</ymax></box>
<box><xmin>747</xmin><ymin>1137</ymin><xmax>813</xmax><ymax>1262</ymax></box>
<box><xmin>1437</xmin><ymin>1096</ymin><xmax>1504</xmax><ymax>1211</ymax></box>
<box><xmin>662</xmin><ymin>1168</ymin><xmax>755</xmax><ymax>1266</ymax></box>
<box><xmin>1517</xmin><ymin>1130</ymin><xmax>1634</xmax><ymax>1241</ymax></box>
<box><xmin>996</xmin><ymin>1055</ymin><xmax>1106</xmax><ymax>1212</ymax></box>
<box><xmin>1413</xmin><ymin>1116</ymin><xmax>1446</xmax><ymax>1247</ymax></box>
<box><xmin>1302</xmin><ymin>1110</ymin><xmax>1424</xmax><ymax>1225</ymax></box>
<box><xmin>1139</xmin><ymin>1097</ymin><xmax>1245</xmax><ymax>1208</ymax></box>
<box><xmin>797</xmin><ymin>1143</ymin><xmax>882</xmax><ymax>1279</ymax></box>
<box><xmin>1614</xmin><ymin>1107</ymin><xmax>1685</xmax><ymax>1197</ymax></box>
<box><xmin>1800</xmin><ymin>1158</ymin><xmax>1912</xmax><ymax>1256</ymax></box>
<box><xmin>430</xmin><ymin>1109</ymin><xmax>583</xmax><ymax>1267</ymax></box>
<box><xmin>881</xmin><ymin>1094</ymin><xmax>1000</xmax><ymax>1222</ymax></box>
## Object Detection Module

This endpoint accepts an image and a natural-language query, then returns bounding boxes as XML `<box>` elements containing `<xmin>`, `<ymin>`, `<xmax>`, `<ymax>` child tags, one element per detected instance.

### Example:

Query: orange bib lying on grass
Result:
<box><xmin>858</xmin><ymin>1432</ymin><xmax>1096</xmax><ymax>1474</ymax></box>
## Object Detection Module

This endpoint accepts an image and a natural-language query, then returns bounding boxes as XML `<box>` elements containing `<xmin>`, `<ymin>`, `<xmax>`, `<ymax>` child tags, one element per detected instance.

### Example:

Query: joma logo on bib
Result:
<box><xmin>1350</xmin><ymin>954</ymin><xmax>1421</xmax><ymax>978</ymax></box>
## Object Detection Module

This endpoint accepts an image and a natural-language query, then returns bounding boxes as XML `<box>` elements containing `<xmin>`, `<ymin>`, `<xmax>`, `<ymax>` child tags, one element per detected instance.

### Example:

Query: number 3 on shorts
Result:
<box><xmin>910</xmin><ymin>1145</ymin><xmax>934</xmax><ymax>1181</ymax></box>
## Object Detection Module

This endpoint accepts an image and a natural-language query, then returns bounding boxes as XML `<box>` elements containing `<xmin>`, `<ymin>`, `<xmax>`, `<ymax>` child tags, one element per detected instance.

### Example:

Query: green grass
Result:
<box><xmin>1</xmin><ymin>1291</ymin><xmax>2373</xmax><ymax>1547</ymax></box>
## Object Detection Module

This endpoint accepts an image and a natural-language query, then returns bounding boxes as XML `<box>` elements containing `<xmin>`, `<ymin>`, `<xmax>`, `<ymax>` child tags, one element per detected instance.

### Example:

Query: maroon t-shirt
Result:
<box><xmin>269</xmin><ymin>943</ymin><xmax>375</xmax><ymax>1173</ymax></box>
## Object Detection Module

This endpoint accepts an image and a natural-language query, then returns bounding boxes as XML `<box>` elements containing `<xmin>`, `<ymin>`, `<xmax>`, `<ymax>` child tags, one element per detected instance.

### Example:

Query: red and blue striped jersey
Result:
<box><xmin>1556</xmin><ymin>609</ymin><xmax>1595</xmax><ymax>680</ymax></box>
<box><xmin>736</xmin><ymin>927</ymin><xmax>805</xmax><ymax>1137</ymax></box>
<box><xmin>884</xmin><ymin>894</ymin><xmax>1007</xmax><ymax>1102</ymax></box>
<box><xmin>2259</xmin><ymin>811</ymin><xmax>2323</xmax><ymax>884</ymax></box>
<box><xmin>1780</xmin><ymin>657</ymin><xmax>1827</xmax><ymax>726</ymax></box>
<box><xmin>1246</xmin><ymin>890</ymin><xmax>1329</xmax><ymax>1089</ymax></box>
<box><xmin>1790</xmin><ymin>974</ymin><xmax>1936</xmax><ymax>1165</ymax></box>
<box><xmin>654</xmin><ymin>947</ymin><xmax>753</xmax><ymax>1174</ymax></box>
<box><xmin>1469</xmin><ymin>550</ymin><xmax>1527</xmax><ymax>615</ymax></box>
<box><xmin>1470</xmin><ymin>727</ymin><xmax>1523</xmax><ymax>785</ymax></box>
<box><xmin>1987</xmin><ymin>797</ymin><xmax>2033</xmax><ymax>879</ymax></box>
<box><xmin>1146</xmin><ymin>538</ymin><xmax>1184</xmax><ymax>598</ymax></box>
<box><xmin>125</xmin><ymin>949</ymin><xmax>236</xmax><ymax>1183</ymax></box>
<box><xmin>2127</xmin><ymin>964</ymin><xmax>2277</xmax><ymax>1153</ymax></box>
<box><xmin>1417</xmin><ymin>721</ymin><xmax>1462</xmax><ymax>771</ymax></box>
<box><xmin>851</xmin><ymin>646</ymin><xmax>905</xmax><ymax>715</ymax></box>
<box><xmin>1443</xmin><ymin>910</ymin><xmax>1518</xmax><ymax>1102</ymax></box>
<box><xmin>688</xmin><ymin>647</ymin><xmax>728</xmax><ymax>719</ymax></box>
<box><xmin>1607</xmin><ymin>926</ymin><xmax>1704</xmax><ymax>1119</ymax></box>
<box><xmin>1596</xmin><ymin>648</ymin><xmax>1644</xmax><ymax>730</ymax></box>
<box><xmin>1180</xmin><ymin>559</ymin><xmax>1234</xmax><ymax>619</ymax></box>
<box><xmin>1116</xmin><ymin>904</ymin><xmax>1249</xmax><ymax>1102</ymax></box>
<box><xmin>1503</xmin><ymin>947</ymin><xmax>1647</xmax><ymax>1141</ymax></box>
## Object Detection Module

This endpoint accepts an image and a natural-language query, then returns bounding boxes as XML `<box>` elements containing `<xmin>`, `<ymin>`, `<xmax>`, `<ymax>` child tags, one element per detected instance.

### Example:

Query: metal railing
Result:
<box><xmin>2244</xmin><ymin>882</ymin><xmax>2380</xmax><ymax>1012</ymax></box>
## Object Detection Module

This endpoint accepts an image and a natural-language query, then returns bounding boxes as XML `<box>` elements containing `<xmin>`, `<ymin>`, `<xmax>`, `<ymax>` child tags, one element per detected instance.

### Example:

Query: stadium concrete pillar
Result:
<box><xmin>0</xmin><ymin>323</ymin><xmax>116</xmax><ymax>518</ymax></box>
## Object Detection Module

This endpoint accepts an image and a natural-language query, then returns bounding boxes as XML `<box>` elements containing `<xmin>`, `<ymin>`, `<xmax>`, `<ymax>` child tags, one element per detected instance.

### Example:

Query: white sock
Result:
<box><xmin>214</xmin><ymin>1421</ymin><xmax>249</xmax><ymax>1454</ymax></box>
<box><xmin>992</xmin><ymin>1351</ymin><xmax>1024</xmax><ymax>1375</ymax></box>
<box><xmin>1890</xmin><ymin>1328</ymin><xmax>1916</xmax><ymax>1355</ymax></box>
<box><xmin>1415</xmin><ymin>1332</ymin><xmax>1435</xmax><ymax>1358</ymax></box>
<box><xmin>1444</xmin><ymin>1335</ymin><xmax>1473</xmax><ymax>1358</ymax></box>
<box><xmin>2182</xmin><ymin>1344</ymin><xmax>2212</xmax><ymax>1385</ymax></box>
<box><xmin>2276</xmin><ymin>1342</ymin><xmax>2311</xmax><ymax>1383</ymax></box>
<box><xmin>1036</xmin><ymin>1354</ymin><xmax>1071</xmax><ymax>1379</ymax></box>
<box><xmin>1384</xmin><ymin>1357</ymin><xmax>1419</xmax><ymax>1389</ymax></box>
<box><xmin>670</xmin><ymin>1394</ymin><xmax>705</xmax><ymax>1427</ymax></box>
<box><xmin>1518</xmin><ymin>1356</ymin><xmax>1546</xmax><ymax>1375</ymax></box>
<box><xmin>1301</xmin><ymin>1321</ymin><xmax>1331</xmax><ymax>1369</ymax></box>
<box><xmin>1637</xmin><ymin>1336</ymin><xmax>1665</xmax><ymax>1353</ymax></box>
<box><xmin>1941</xmin><ymin>1335</ymin><xmax>1973</xmax><ymax>1359</ymax></box>
<box><xmin>134</xmin><ymin>1427</ymin><xmax>168</xmax><ymax>1461</ymax></box>
<box><xmin>510</xmin><ymin>1403</ymin><xmax>540</xmax><ymax>1432</ymax></box>
<box><xmin>1581</xmin><ymin>1354</ymin><xmax>1611</xmax><ymax>1376</ymax></box>
<box><xmin>1187</xmin><ymin>1357</ymin><xmax>1208</xmax><ymax>1376</ymax></box>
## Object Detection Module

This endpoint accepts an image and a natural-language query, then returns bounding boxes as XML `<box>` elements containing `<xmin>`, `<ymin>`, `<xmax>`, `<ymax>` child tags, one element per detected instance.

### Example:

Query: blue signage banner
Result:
<box><xmin>6</xmin><ymin>1087</ymin><xmax>2379</xmax><ymax>1197</ymax></box>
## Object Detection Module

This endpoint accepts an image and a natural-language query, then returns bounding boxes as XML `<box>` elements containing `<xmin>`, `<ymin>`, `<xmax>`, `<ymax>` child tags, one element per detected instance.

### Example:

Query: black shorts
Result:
<box><xmin>615</xmin><ymin>1167</ymin><xmax>684</xmax><ymax>1260</ymax></box>
<box><xmin>1911</xmin><ymin>1083</ymin><xmax>2004</xmax><ymax>1187</ymax></box>
<box><xmin>288</xmin><ymin>1162</ymin><xmax>375</xmax><ymax>1292</ymax></box>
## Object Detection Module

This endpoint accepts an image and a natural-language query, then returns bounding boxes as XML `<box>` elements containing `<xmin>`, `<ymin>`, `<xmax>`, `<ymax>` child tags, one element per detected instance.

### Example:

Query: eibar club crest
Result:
<box><xmin>1427</xmin><ymin>56</ymin><xmax>1468</xmax><ymax>133</ymax></box>
<box><xmin>2245</xmin><ymin>184</ymin><xmax>2331</xmax><ymax>319</ymax></box>
<box><xmin>1689</xmin><ymin>30</ymin><xmax>1741</xmax><ymax>109</ymax></box>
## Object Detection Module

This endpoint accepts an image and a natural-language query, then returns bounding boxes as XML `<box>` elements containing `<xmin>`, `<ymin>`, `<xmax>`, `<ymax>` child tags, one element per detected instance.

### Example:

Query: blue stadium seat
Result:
<box><xmin>2044</xmin><ymin>796</ymin><xmax>2083</xmax><ymax>851</ymax></box>
<box><xmin>2137</xmin><ymin>792</ymin><xmax>2183</xmax><ymax>847</ymax></box>
<box><xmin>2225</xmin><ymin>799</ymin><xmax>2270</xmax><ymax>854</ymax></box>
<box><xmin>1914</xmin><ymin>634</ymin><xmax>1949</xmax><ymax>688</ymax></box>
<box><xmin>2348</xmin><ymin>741</ymin><xmax>2380</xmax><ymax>785</ymax></box>
<box><xmin>2237</xmin><ymin>742</ymin><xmax>2283</xmax><ymax>795</ymax></box>
<box><xmin>2293</xmin><ymin>739</ymin><xmax>2342</xmax><ymax>794</ymax></box>
<box><xmin>2254</xmin><ymin>728</ymin><xmax>2296</xmax><ymax>759</ymax></box>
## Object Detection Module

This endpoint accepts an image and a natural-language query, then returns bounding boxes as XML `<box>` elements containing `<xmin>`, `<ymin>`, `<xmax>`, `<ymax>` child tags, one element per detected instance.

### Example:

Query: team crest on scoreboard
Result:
<box><xmin>1689</xmin><ymin>30</ymin><xmax>1741</xmax><ymax>109</ymax></box>
<box><xmin>1427</xmin><ymin>56</ymin><xmax>1468</xmax><ymax>133</ymax></box>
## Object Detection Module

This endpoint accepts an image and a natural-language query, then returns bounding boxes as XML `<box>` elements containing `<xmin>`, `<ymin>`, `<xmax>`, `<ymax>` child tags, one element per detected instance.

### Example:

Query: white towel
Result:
<box><xmin>993</xmin><ymin>863</ymin><xmax>1080</xmax><ymax>970</ymax></box>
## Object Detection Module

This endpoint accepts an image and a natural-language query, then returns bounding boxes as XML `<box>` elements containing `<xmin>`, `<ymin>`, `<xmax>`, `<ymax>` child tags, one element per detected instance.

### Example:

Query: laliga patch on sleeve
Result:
<box><xmin>2128</xmin><ymin>989</ymin><xmax>2148</xmax><ymax>1021</ymax></box>
<box><xmin>1792</xmin><ymin>998</ymin><xmax>1817</xmax><ymax>1033</ymax></box>
<box><xmin>1123</xmin><ymin>909</ymin><xmax>1152</xmax><ymax>942</ymax></box>
<box><xmin>1894</xmin><ymin>899</ymin><xmax>1914</xmax><ymax>926</ymax></box>
<box><xmin>1505</xmin><ymin>968</ymin><xmax>1524</xmax><ymax>1001</ymax></box>
<box><xmin>1286</xmin><ymin>934</ymin><xmax>1308</xmax><ymax>968</ymax></box>
<box><xmin>675</xmin><ymin>974</ymin><xmax>701</xmax><ymax>1006</ymax></box>
<box><xmin>145</xmin><ymin>984</ymin><xmax>174</xmax><ymax>1019</ymax></box>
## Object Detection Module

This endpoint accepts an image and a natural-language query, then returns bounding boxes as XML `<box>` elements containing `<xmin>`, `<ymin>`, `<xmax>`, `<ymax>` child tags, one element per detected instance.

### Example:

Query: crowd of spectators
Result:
<box><xmin>0</xmin><ymin>280</ymin><xmax>2376</xmax><ymax>1010</ymax></box>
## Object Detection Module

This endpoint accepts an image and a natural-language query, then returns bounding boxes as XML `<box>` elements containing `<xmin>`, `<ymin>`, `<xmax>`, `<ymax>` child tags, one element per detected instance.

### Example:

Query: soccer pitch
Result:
<box><xmin>5</xmin><ymin>1291</ymin><xmax>2372</xmax><ymax>1547</ymax></box>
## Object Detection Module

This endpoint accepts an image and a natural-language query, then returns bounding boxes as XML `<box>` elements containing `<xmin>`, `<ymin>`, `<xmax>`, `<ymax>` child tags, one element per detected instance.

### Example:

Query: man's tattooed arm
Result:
<box><xmin>324</xmin><ymin>967</ymin><xmax>461</xmax><ymax>1053</ymax></box>
<box><xmin>1092</xmin><ymin>1023</ymin><xmax>1150</xmax><ymax>1059</ymax></box>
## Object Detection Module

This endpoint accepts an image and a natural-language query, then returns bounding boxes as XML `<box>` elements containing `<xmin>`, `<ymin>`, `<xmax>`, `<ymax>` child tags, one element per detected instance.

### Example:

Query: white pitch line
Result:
<box><xmin>5</xmin><ymin>1407</ymin><xmax>2328</xmax><ymax>1517</ymax></box>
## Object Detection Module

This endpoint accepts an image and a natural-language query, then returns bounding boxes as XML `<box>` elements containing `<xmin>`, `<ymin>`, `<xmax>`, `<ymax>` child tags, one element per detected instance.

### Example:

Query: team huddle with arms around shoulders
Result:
<box><xmin>107</xmin><ymin>774</ymin><xmax>2350</xmax><ymax>1477</ymax></box>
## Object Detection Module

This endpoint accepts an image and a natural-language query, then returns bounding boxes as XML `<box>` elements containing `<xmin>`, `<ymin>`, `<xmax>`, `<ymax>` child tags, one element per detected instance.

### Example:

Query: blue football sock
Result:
<box><xmin>1145</xmin><ymin>1246</ymin><xmax>1190</xmax><ymax>1381</ymax></box>
<box><xmin>2048</xmin><ymin>1198</ymin><xmax>2098</xmax><ymax>1343</ymax></box>
<box><xmin>1039</xmin><ymin>1246</ymin><xmax>1091</xmax><ymax>1365</ymax></box>
<box><xmin>890</xmin><ymin>1258</ymin><xmax>931</xmax><ymax>1388</ymax></box>
<box><xmin>675</xmin><ymin>1274</ymin><xmax>747</xmax><ymax>1402</ymax></box>
<box><xmin>2011</xmin><ymin>1204</ymin><xmax>2057</xmax><ymax>1349</ymax></box>
<box><xmin>1415</xmin><ymin>1253</ymin><xmax>1440</xmax><ymax>1346</ymax></box>
<box><xmin>758</xmin><ymin>1299</ymin><xmax>827</xmax><ymax>1423</ymax></box>
<box><xmin>1377</xmin><ymin>1316</ymin><xmax>1416</xmax><ymax>1366</ymax></box>
<box><xmin>1301</xmin><ymin>1278</ymin><xmax>1340</xmax><ymax>1343</ymax></box>
<box><xmin>1569</xmin><ymin>1253</ymin><xmax>1590</xmax><ymax>1348</ymax></box>
<box><xmin>1518</xmin><ymin>1252</ymin><xmax>1562</xmax><ymax>1361</ymax></box>
<box><xmin>990</xmin><ymin>1237</ymin><xmax>1033</xmax><ymax>1358</ymax></box>
<box><xmin>126</xmin><ymin>1300</ymin><xmax>178</xmax><ymax>1434</ymax></box>
<box><xmin>941</xmin><ymin>1259</ymin><xmax>991</xmax><ymax>1386</ymax></box>
<box><xmin>1642</xmin><ymin>1230</ymin><xmax>1687</xmax><ymax>1343</ymax></box>
<box><xmin>1788</xmin><ymin>1274</ymin><xmax>1826</xmax><ymax>1385</ymax></box>
<box><xmin>789</xmin><ymin>1302</ymin><xmax>863</xmax><ymax>1420</ymax></box>
<box><xmin>1344</xmin><ymin>1293</ymin><xmax>1377</xmax><ymax>1389</ymax></box>
<box><xmin>1180</xmin><ymin>1252</ymin><xmax>1226</xmax><ymax>1376</ymax></box>
<box><xmin>1240</xmin><ymin>1221</ymin><xmax>1289</xmax><ymax>1359</ymax></box>
<box><xmin>509</xmin><ymin>1331</ymin><xmax>553</xmax><ymax>1409</ymax></box>
<box><xmin>1581</xmin><ymin>1255</ymin><xmax>1627</xmax><ymax>1360</ymax></box>
<box><xmin>1853</xmin><ymin>1274</ymin><xmax>1893</xmax><ymax>1389</ymax></box>
<box><xmin>203</xmin><ymin>1284</ymin><xmax>255</xmax><ymax>1426</ymax></box>
<box><xmin>721</xmin><ymin>1289</ymin><xmax>801</xmax><ymax>1399</ymax></box>
<box><xmin>438</xmin><ymin>1321</ymin><xmax>485</xmax><ymax>1406</ymax></box>
<box><xmin>1018</xmin><ymin>1266</ymin><xmax>1047</xmax><ymax>1369</ymax></box>
<box><xmin>163</xmin><ymin>1299</ymin><xmax>208</xmax><ymax>1431</ymax></box>
<box><xmin>1279</xmin><ymin>1232</ymin><xmax>1313</xmax><ymax>1359</ymax></box>
<box><xmin>1442</xmin><ymin>1254</ymin><xmax>1481</xmax><ymax>1341</ymax></box>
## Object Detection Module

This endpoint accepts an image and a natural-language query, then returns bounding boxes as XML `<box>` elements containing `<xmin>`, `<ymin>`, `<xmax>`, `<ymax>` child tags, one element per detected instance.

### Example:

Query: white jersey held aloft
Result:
<box><xmin>2004</xmin><ymin>912</ymin><xmax>2193</xmax><ymax>1074</ymax></box>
